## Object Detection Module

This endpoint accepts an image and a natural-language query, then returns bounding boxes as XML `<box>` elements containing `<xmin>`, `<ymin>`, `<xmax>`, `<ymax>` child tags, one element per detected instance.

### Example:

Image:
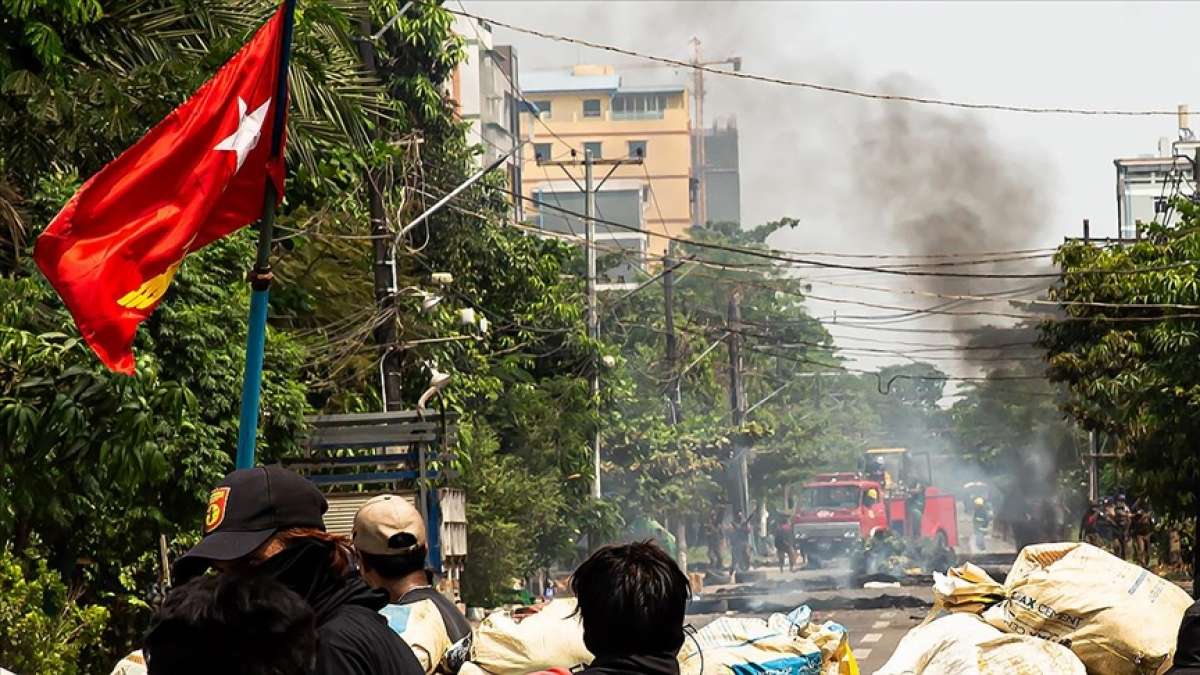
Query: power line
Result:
<box><xmin>509</xmin><ymin>189</ymin><xmax>1200</xmax><ymax>279</ymax></box>
<box><xmin>446</xmin><ymin>4</ymin><xmax>1181</xmax><ymax>117</ymax></box>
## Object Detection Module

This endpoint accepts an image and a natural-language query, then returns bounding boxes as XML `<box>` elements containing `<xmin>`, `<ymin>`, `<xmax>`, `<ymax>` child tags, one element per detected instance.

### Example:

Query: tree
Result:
<box><xmin>1040</xmin><ymin>204</ymin><xmax>1200</xmax><ymax>585</ymax></box>
<box><xmin>0</xmin><ymin>547</ymin><xmax>108</xmax><ymax>675</ymax></box>
<box><xmin>0</xmin><ymin>0</ymin><xmax>378</xmax><ymax>661</ymax></box>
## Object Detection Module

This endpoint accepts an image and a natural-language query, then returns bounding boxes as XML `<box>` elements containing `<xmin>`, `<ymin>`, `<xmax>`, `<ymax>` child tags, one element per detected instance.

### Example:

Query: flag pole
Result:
<box><xmin>236</xmin><ymin>0</ymin><xmax>298</xmax><ymax>470</ymax></box>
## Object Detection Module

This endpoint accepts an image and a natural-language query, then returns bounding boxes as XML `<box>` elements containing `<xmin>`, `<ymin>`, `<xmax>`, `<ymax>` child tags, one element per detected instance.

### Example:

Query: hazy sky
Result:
<box><xmin>463</xmin><ymin>1</ymin><xmax>1200</xmax><ymax>377</ymax></box>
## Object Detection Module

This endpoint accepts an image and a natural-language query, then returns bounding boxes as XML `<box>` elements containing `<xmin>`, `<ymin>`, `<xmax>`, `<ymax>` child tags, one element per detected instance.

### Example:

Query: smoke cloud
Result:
<box><xmin>843</xmin><ymin>74</ymin><xmax>1056</xmax><ymax>365</ymax></box>
<box><xmin>471</xmin><ymin>1</ymin><xmax>1059</xmax><ymax>373</ymax></box>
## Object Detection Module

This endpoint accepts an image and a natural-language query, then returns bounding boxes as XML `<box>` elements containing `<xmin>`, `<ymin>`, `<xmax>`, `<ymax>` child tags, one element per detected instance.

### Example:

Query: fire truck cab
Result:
<box><xmin>791</xmin><ymin>448</ymin><xmax>958</xmax><ymax>564</ymax></box>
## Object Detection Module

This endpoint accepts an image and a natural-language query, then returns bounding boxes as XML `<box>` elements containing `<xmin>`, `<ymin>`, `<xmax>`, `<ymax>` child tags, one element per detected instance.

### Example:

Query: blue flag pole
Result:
<box><xmin>236</xmin><ymin>0</ymin><xmax>298</xmax><ymax>470</ymax></box>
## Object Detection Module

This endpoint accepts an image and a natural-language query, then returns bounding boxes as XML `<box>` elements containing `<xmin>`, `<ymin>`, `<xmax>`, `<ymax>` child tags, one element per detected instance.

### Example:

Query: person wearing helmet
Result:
<box><xmin>863</xmin><ymin>488</ymin><xmax>879</xmax><ymax>509</ymax></box>
<box><xmin>971</xmin><ymin>496</ymin><xmax>992</xmax><ymax>553</ymax></box>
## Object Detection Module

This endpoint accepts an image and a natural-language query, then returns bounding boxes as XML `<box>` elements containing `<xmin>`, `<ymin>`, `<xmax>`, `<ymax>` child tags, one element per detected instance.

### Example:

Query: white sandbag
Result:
<box><xmin>983</xmin><ymin>542</ymin><xmax>1191</xmax><ymax>675</ymax></box>
<box><xmin>108</xmin><ymin>652</ymin><xmax>147</xmax><ymax>675</ymax></box>
<box><xmin>874</xmin><ymin>613</ymin><xmax>1084</xmax><ymax>675</ymax></box>
<box><xmin>680</xmin><ymin>606</ymin><xmax>857</xmax><ymax>675</ymax></box>
<box><xmin>467</xmin><ymin>599</ymin><xmax>591</xmax><ymax>674</ymax></box>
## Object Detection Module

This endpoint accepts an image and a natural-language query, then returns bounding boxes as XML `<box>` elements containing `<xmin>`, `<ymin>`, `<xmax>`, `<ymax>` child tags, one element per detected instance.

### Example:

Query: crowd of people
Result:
<box><xmin>1079</xmin><ymin>494</ymin><xmax>1159</xmax><ymax>567</ymax></box>
<box><xmin>100</xmin><ymin>464</ymin><xmax>691</xmax><ymax>675</ymax></box>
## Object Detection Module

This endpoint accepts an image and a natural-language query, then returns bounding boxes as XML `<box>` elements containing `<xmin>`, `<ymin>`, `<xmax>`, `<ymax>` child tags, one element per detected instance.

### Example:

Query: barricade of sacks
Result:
<box><xmin>875</xmin><ymin>541</ymin><xmax>1193</xmax><ymax>675</ymax></box>
<box><xmin>435</xmin><ymin>598</ymin><xmax>860</xmax><ymax>675</ymax></box>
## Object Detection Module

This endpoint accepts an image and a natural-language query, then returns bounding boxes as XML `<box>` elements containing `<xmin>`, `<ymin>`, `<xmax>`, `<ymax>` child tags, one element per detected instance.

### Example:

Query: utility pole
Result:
<box><xmin>727</xmin><ymin>289</ymin><xmax>749</xmax><ymax>519</ymax></box>
<box><xmin>585</xmin><ymin>150</ymin><xmax>600</xmax><ymax>499</ymax></box>
<box><xmin>1087</xmin><ymin>431</ymin><xmax>1100</xmax><ymax>504</ymax></box>
<box><xmin>690</xmin><ymin>37</ymin><xmax>706</xmax><ymax>229</ymax></box>
<box><xmin>356</xmin><ymin>20</ymin><xmax>401</xmax><ymax>410</ymax></box>
<box><xmin>664</xmin><ymin>249</ymin><xmax>686</xmax><ymax>570</ymax></box>
<box><xmin>538</xmin><ymin>150</ymin><xmax>644</xmax><ymax>502</ymax></box>
<box><xmin>689</xmin><ymin>37</ymin><xmax>741</xmax><ymax>228</ymax></box>
<box><xmin>664</xmin><ymin>252</ymin><xmax>681</xmax><ymax>424</ymax></box>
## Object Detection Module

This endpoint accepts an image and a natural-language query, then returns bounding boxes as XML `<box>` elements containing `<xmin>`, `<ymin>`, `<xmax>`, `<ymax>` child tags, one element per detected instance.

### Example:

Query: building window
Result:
<box><xmin>612</xmin><ymin>93</ymin><xmax>667</xmax><ymax>120</ymax></box>
<box><xmin>583</xmin><ymin>141</ymin><xmax>602</xmax><ymax>158</ymax></box>
<box><xmin>533</xmin><ymin>143</ymin><xmax>552</xmax><ymax>161</ymax></box>
<box><xmin>582</xmin><ymin>99</ymin><xmax>602</xmax><ymax>118</ymax></box>
<box><xmin>627</xmin><ymin>140</ymin><xmax>647</xmax><ymax>159</ymax></box>
<box><xmin>532</xmin><ymin>100</ymin><xmax>552</xmax><ymax>119</ymax></box>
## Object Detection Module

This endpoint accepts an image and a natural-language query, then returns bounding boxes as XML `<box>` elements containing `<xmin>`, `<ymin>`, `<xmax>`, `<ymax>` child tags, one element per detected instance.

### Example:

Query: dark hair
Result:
<box><xmin>358</xmin><ymin>544</ymin><xmax>428</xmax><ymax>579</ymax></box>
<box><xmin>272</xmin><ymin>527</ymin><xmax>354</xmax><ymax>576</ymax></box>
<box><xmin>144</xmin><ymin>574</ymin><xmax>317</xmax><ymax>675</ymax></box>
<box><xmin>570</xmin><ymin>540</ymin><xmax>689</xmax><ymax>656</ymax></box>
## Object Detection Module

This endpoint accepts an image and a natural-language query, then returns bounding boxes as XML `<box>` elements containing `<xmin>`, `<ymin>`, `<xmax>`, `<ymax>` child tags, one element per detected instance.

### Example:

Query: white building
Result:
<box><xmin>450</xmin><ymin>17</ymin><xmax>523</xmax><ymax>200</ymax></box>
<box><xmin>1114</xmin><ymin>107</ymin><xmax>1198</xmax><ymax>239</ymax></box>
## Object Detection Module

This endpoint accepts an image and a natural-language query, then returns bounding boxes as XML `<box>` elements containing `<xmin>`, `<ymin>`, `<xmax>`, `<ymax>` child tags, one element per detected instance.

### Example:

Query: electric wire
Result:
<box><xmin>445</xmin><ymin>4</ymin><xmax>1180</xmax><ymax>117</ymax></box>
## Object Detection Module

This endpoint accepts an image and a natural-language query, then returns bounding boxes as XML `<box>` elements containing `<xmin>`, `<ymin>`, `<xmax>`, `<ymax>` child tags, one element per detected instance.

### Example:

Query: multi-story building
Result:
<box><xmin>694</xmin><ymin>116</ymin><xmax>741</xmax><ymax>227</ymax></box>
<box><xmin>1114</xmin><ymin>140</ymin><xmax>1198</xmax><ymax>240</ymax></box>
<box><xmin>449</xmin><ymin>16</ymin><xmax>522</xmax><ymax>205</ymax></box>
<box><xmin>1114</xmin><ymin>106</ymin><xmax>1197</xmax><ymax>239</ymax></box>
<box><xmin>518</xmin><ymin>64</ymin><xmax>694</xmax><ymax>265</ymax></box>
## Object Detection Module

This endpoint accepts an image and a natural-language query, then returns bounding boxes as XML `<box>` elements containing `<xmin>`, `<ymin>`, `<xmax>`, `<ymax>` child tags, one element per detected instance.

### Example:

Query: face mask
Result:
<box><xmin>246</xmin><ymin>538</ymin><xmax>335</xmax><ymax>603</ymax></box>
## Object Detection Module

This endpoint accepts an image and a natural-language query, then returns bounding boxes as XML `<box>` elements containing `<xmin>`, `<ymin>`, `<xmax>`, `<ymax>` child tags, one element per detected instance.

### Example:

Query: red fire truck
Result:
<box><xmin>791</xmin><ymin>448</ymin><xmax>958</xmax><ymax>564</ymax></box>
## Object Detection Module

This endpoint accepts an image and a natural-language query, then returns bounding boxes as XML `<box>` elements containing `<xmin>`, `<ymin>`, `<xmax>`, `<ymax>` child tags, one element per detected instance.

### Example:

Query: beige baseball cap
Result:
<box><xmin>352</xmin><ymin>494</ymin><xmax>427</xmax><ymax>556</ymax></box>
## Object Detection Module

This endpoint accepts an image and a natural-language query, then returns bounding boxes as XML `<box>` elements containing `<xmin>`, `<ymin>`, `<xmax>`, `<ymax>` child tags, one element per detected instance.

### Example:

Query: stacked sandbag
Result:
<box><xmin>983</xmin><ymin>542</ymin><xmax>1191</xmax><ymax>675</ymax></box>
<box><xmin>678</xmin><ymin>606</ymin><xmax>859</xmax><ymax>675</ymax></box>
<box><xmin>929</xmin><ymin>563</ymin><xmax>1005</xmax><ymax>615</ymax></box>
<box><xmin>874</xmin><ymin>613</ymin><xmax>1085</xmax><ymax>675</ymax></box>
<box><xmin>457</xmin><ymin>599</ymin><xmax>591</xmax><ymax>675</ymax></box>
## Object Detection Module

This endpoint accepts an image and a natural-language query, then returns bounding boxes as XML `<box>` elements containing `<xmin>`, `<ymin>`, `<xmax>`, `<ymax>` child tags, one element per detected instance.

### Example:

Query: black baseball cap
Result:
<box><xmin>175</xmin><ymin>465</ymin><xmax>327</xmax><ymax>577</ymax></box>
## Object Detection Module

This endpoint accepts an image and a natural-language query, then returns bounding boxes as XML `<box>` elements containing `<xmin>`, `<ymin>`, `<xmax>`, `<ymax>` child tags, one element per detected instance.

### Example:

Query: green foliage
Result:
<box><xmin>0</xmin><ymin>547</ymin><xmax>108</xmax><ymax>675</ymax></box>
<box><xmin>1041</xmin><ymin>203</ymin><xmax>1200</xmax><ymax>519</ymax></box>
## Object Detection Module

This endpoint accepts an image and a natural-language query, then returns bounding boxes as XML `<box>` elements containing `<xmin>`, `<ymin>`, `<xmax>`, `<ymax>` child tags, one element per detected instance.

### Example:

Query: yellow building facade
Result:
<box><xmin>519</xmin><ymin>64</ymin><xmax>693</xmax><ymax>263</ymax></box>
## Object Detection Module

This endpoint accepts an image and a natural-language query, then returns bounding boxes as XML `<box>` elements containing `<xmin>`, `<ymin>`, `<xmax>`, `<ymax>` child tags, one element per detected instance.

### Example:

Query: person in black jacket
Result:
<box><xmin>1168</xmin><ymin>599</ymin><xmax>1200</xmax><ymax>674</ymax></box>
<box><xmin>145</xmin><ymin>574</ymin><xmax>317</xmax><ymax>674</ymax></box>
<box><xmin>173</xmin><ymin>465</ymin><xmax>423</xmax><ymax>675</ymax></box>
<box><xmin>572</xmin><ymin>540</ymin><xmax>689</xmax><ymax>675</ymax></box>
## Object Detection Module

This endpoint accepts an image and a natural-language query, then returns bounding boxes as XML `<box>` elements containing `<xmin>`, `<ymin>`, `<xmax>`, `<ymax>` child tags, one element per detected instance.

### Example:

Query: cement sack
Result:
<box><xmin>982</xmin><ymin>541</ymin><xmax>1191</xmax><ymax>675</ymax></box>
<box><xmin>930</xmin><ymin>563</ymin><xmax>1005</xmax><ymax>616</ymax></box>
<box><xmin>873</xmin><ymin>613</ymin><xmax>1085</xmax><ymax>675</ymax></box>
<box><xmin>679</xmin><ymin>606</ymin><xmax>859</xmax><ymax>675</ymax></box>
<box><xmin>380</xmin><ymin>599</ymin><xmax>452</xmax><ymax>673</ymax></box>
<box><xmin>467</xmin><ymin>599</ymin><xmax>591</xmax><ymax>674</ymax></box>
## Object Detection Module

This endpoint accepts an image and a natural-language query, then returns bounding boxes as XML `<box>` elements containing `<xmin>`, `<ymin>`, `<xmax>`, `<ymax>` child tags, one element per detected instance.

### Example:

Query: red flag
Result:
<box><xmin>34</xmin><ymin>5</ymin><xmax>290</xmax><ymax>374</ymax></box>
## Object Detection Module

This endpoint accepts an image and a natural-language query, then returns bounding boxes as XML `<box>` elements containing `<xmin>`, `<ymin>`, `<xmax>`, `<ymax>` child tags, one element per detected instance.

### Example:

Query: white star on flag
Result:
<box><xmin>214</xmin><ymin>96</ymin><xmax>271</xmax><ymax>172</ymax></box>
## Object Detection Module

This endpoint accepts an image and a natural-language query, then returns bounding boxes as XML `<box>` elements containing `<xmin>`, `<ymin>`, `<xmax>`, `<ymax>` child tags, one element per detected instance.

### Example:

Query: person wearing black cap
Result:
<box><xmin>169</xmin><ymin>465</ymin><xmax>423</xmax><ymax>675</ymax></box>
<box><xmin>1169</xmin><ymin>600</ymin><xmax>1200</xmax><ymax>674</ymax></box>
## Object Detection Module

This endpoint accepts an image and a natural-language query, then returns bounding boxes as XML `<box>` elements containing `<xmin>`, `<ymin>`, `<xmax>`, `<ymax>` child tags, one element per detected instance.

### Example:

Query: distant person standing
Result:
<box><xmin>773</xmin><ymin>517</ymin><xmax>796</xmax><ymax>573</ymax></box>
<box><xmin>972</xmin><ymin>497</ymin><xmax>992</xmax><ymax>553</ymax></box>
<box><xmin>1113</xmin><ymin>494</ymin><xmax>1132</xmax><ymax>559</ymax></box>
<box><xmin>1130</xmin><ymin>498</ymin><xmax>1154</xmax><ymax>568</ymax></box>
<box><xmin>730</xmin><ymin>510</ymin><xmax>752</xmax><ymax>573</ymax></box>
<box><xmin>705</xmin><ymin>507</ymin><xmax>725</xmax><ymax>571</ymax></box>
